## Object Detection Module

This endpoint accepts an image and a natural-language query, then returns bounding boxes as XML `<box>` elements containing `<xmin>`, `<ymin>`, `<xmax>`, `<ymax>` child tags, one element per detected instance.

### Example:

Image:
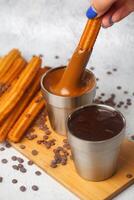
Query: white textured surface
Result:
<box><xmin>0</xmin><ymin>0</ymin><xmax>134</xmax><ymax>200</ymax></box>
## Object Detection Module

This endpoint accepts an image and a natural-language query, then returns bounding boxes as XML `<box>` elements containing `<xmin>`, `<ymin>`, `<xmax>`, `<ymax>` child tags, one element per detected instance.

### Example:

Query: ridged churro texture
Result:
<box><xmin>0</xmin><ymin>49</ymin><xmax>50</xmax><ymax>143</ymax></box>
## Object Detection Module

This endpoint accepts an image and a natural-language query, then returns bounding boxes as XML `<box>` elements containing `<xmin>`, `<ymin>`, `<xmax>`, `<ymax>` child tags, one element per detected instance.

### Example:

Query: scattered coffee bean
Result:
<box><xmin>35</xmin><ymin>171</ymin><xmax>41</xmax><ymax>176</ymax></box>
<box><xmin>131</xmin><ymin>135</ymin><xmax>134</xmax><ymax>140</ymax></box>
<box><xmin>63</xmin><ymin>139</ymin><xmax>68</xmax><ymax>143</ymax></box>
<box><xmin>20</xmin><ymin>167</ymin><xmax>27</xmax><ymax>173</ymax></box>
<box><xmin>45</xmin><ymin>130</ymin><xmax>51</xmax><ymax>135</ymax></box>
<box><xmin>5</xmin><ymin>142</ymin><xmax>11</xmax><ymax>148</ymax></box>
<box><xmin>11</xmin><ymin>156</ymin><xmax>17</xmax><ymax>161</ymax></box>
<box><xmin>45</xmin><ymin>142</ymin><xmax>51</xmax><ymax>149</ymax></box>
<box><xmin>96</xmin><ymin>86</ymin><xmax>99</xmax><ymax>89</ymax></box>
<box><xmin>0</xmin><ymin>177</ymin><xmax>3</xmax><ymax>182</ymax></box>
<box><xmin>101</xmin><ymin>93</ymin><xmax>105</xmax><ymax>96</ymax></box>
<box><xmin>20</xmin><ymin>186</ymin><xmax>26</xmax><ymax>192</ymax></box>
<box><xmin>12</xmin><ymin>179</ymin><xmax>18</xmax><ymax>184</ymax></box>
<box><xmin>17</xmin><ymin>157</ymin><xmax>24</xmax><ymax>163</ymax></box>
<box><xmin>18</xmin><ymin>164</ymin><xmax>24</xmax><ymax>169</ymax></box>
<box><xmin>124</xmin><ymin>105</ymin><xmax>128</xmax><ymax>109</ymax></box>
<box><xmin>1</xmin><ymin>159</ymin><xmax>8</xmax><ymax>164</ymax></box>
<box><xmin>61</xmin><ymin>158</ymin><xmax>67</xmax><ymax>165</ymax></box>
<box><xmin>50</xmin><ymin>160</ymin><xmax>57</xmax><ymax>168</ymax></box>
<box><xmin>126</xmin><ymin>174</ymin><xmax>133</xmax><ymax>178</ymax></box>
<box><xmin>31</xmin><ymin>150</ymin><xmax>38</xmax><ymax>156</ymax></box>
<box><xmin>37</xmin><ymin>140</ymin><xmax>44</xmax><ymax>144</ymax></box>
<box><xmin>32</xmin><ymin>185</ymin><xmax>39</xmax><ymax>191</ymax></box>
<box><xmin>43</xmin><ymin>135</ymin><xmax>48</xmax><ymax>140</ymax></box>
<box><xmin>27</xmin><ymin>160</ymin><xmax>34</xmax><ymax>165</ymax></box>
<box><xmin>124</xmin><ymin>91</ymin><xmax>128</xmax><ymax>94</ymax></box>
<box><xmin>113</xmin><ymin>68</ymin><xmax>117</xmax><ymax>71</ymax></box>
<box><xmin>117</xmin><ymin>86</ymin><xmax>122</xmax><ymax>90</ymax></box>
<box><xmin>55</xmin><ymin>55</ymin><xmax>59</xmax><ymax>59</ymax></box>
<box><xmin>0</xmin><ymin>147</ymin><xmax>5</xmax><ymax>151</ymax></box>
<box><xmin>12</xmin><ymin>165</ymin><xmax>19</xmax><ymax>170</ymax></box>
<box><xmin>39</xmin><ymin>54</ymin><xmax>43</xmax><ymax>58</ymax></box>
<box><xmin>90</xmin><ymin>67</ymin><xmax>95</xmax><ymax>70</ymax></box>
<box><xmin>19</xmin><ymin>144</ymin><xmax>26</xmax><ymax>149</ymax></box>
<box><xmin>96</xmin><ymin>78</ymin><xmax>99</xmax><ymax>81</ymax></box>
<box><xmin>107</xmin><ymin>71</ymin><xmax>112</xmax><ymax>75</ymax></box>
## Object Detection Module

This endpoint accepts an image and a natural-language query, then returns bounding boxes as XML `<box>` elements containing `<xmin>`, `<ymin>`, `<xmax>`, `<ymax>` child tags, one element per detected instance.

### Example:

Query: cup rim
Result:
<box><xmin>40</xmin><ymin>66</ymin><xmax>96</xmax><ymax>99</ymax></box>
<box><xmin>67</xmin><ymin>104</ymin><xmax>126</xmax><ymax>144</ymax></box>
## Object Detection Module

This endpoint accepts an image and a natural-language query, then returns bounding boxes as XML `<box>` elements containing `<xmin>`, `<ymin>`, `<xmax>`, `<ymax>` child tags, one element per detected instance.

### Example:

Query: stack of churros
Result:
<box><xmin>0</xmin><ymin>49</ymin><xmax>50</xmax><ymax>143</ymax></box>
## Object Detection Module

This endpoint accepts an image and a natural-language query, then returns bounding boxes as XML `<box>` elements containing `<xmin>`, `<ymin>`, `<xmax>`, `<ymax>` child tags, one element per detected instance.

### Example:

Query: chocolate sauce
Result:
<box><xmin>68</xmin><ymin>105</ymin><xmax>124</xmax><ymax>141</ymax></box>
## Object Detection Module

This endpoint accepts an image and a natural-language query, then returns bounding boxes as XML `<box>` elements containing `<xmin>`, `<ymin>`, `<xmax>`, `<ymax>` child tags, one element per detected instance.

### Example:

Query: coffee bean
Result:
<box><xmin>96</xmin><ymin>78</ymin><xmax>99</xmax><ymax>81</ymax></box>
<box><xmin>43</xmin><ymin>135</ymin><xmax>48</xmax><ymax>140</ymax></box>
<box><xmin>124</xmin><ymin>91</ymin><xmax>128</xmax><ymax>94</ymax></box>
<box><xmin>37</xmin><ymin>140</ymin><xmax>44</xmax><ymax>144</ymax></box>
<box><xmin>124</xmin><ymin>105</ymin><xmax>128</xmax><ymax>109</ymax></box>
<box><xmin>31</xmin><ymin>150</ymin><xmax>38</xmax><ymax>156</ymax></box>
<box><xmin>126</xmin><ymin>174</ymin><xmax>133</xmax><ymax>178</ymax></box>
<box><xmin>39</xmin><ymin>54</ymin><xmax>43</xmax><ymax>58</ymax></box>
<box><xmin>17</xmin><ymin>157</ymin><xmax>24</xmax><ymax>163</ymax></box>
<box><xmin>18</xmin><ymin>164</ymin><xmax>24</xmax><ymax>168</ymax></box>
<box><xmin>19</xmin><ymin>144</ymin><xmax>26</xmax><ymax>149</ymax></box>
<box><xmin>127</xmin><ymin>102</ymin><xmax>132</xmax><ymax>106</ymax></box>
<box><xmin>96</xmin><ymin>86</ymin><xmax>99</xmax><ymax>89</ymax></box>
<box><xmin>0</xmin><ymin>147</ymin><xmax>5</xmax><ymax>151</ymax></box>
<box><xmin>27</xmin><ymin>160</ymin><xmax>34</xmax><ymax>165</ymax></box>
<box><xmin>20</xmin><ymin>167</ymin><xmax>27</xmax><ymax>173</ymax></box>
<box><xmin>20</xmin><ymin>186</ymin><xmax>26</xmax><ymax>192</ymax></box>
<box><xmin>131</xmin><ymin>135</ymin><xmax>134</xmax><ymax>140</ymax></box>
<box><xmin>117</xmin><ymin>86</ymin><xmax>122</xmax><ymax>90</ymax></box>
<box><xmin>55</xmin><ymin>55</ymin><xmax>59</xmax><ymax>59</ymax></box>
<box><xmin>63</xmin><ymin>139</ymin><xmax>68</xmax><ymax>143</ymax></box>
<box><xmin>5</xmin><ymin>142</ymin><xmax>11</xmax><ymax>148</ymax></box>
<box><xmin>113</xmin><ymin>68</ymin><xmax>117</xmax><ymax>71</ymax></box>
<box><xmin>107</xmin><ymin>71</ymin><xmax>112</xmax><ymax>75</ymax></box>
<box><xmin>11</xmin><ymin>156</ymin><xmax>17</xmax><ymax>161</ymax></box>
<box><xmin>35</xmin><ymin>171</ymin><xmax>41</xmax><ymax>176</ymax></box>
<box><xmin>45</xmin><ymin>130</ymin><xmax>51</xmax><ymax>135</ymax></box>
<box><xmin>12</xmin><ymin>179</ymin><xmax>18</xmax><ymax>184</ymax></box>
<box><xmin>90</xmin><ymin>67</ymin><xmax>95</xmax><ymax>70</ymax></box>
<box><xmin>119</xmin><ymin>101</ymin><xmax>124</xmax><ymax>105</ymax></box>
<box><xmin>12</xmin><ymin>165</ymin><xmax>19</xmax><ymax>170</ymax></box>
<box><xmin>61</xmin><ymin>159</ymin><xmax>67</xmax><ymax>165</ymax></box>
<box><xmin>1</xmin><ymin>159</ymin><xmax>8</xmax><ymax>164</ymax></box>
<box><xmin>101</xmin><ymin>93</ymin><xmax>105</xmax><ymax>96</ymax></box>
<box><xmin>50</xmin><ymin>161</ymin><xmax>57</xmax><ymax>168</ymax></box>
<box><xmin>45</xmin><ymin>142</ymin><xmax>51</xmax><ymax>149</ymax></box>
<box><xmin>0</xmin><ymin>177</ymin><xmax>3</xmax><ymax>182</ymax></box>
<box><xmin>32</xmin><ymin>185</ymin><xmax>39</xmax><ymax>191</ymax></box>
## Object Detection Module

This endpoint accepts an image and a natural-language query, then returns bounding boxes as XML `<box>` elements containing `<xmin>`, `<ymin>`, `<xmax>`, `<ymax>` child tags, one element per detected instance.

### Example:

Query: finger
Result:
<box><xmin>112</xmin><ymin>4</ymin><xmax>132</xmax><ymax>23</ymax></box>
<box><xmin>86</xmin><ymin>0</ymin><xmax>117</xmax><ymax>19</ymax></box>
<box><xmin>102</xmin><ymin>6</ymin><xmax>116</xmax><ymax>28</ymax></box>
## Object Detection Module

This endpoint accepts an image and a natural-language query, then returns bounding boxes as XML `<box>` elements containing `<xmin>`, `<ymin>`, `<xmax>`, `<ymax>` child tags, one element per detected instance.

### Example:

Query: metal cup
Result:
<box><xmin>67</xmin><ymin>104</ymin><xmax>126</xmax><ymax>181</ymax></box>
<box><xmin>41</xmin><ymin>66</ymin><xmax>96</xmax><ymax>136</ymax></box>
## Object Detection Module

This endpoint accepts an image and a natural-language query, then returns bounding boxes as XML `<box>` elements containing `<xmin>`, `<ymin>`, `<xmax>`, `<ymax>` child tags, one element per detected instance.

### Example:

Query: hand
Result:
<box><xmin>86</xmin><ymin>0</ymin><xmax>134</xmax><ymax>28</ymax></box>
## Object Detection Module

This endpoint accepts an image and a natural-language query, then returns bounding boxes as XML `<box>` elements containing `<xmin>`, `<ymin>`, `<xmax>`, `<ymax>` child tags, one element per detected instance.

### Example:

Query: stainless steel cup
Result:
<box><xmin>67</xmin><ymin>104</ymin><xmax>126</xmax><ymax>181</ymax></box>
<box><xmin>41</xmin><ymin>66</ymin><xmax>96</xmax><ymax>136</ymax></box>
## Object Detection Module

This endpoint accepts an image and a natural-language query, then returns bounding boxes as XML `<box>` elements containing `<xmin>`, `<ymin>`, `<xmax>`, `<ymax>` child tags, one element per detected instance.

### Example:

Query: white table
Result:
<box><xmin>0</xmin><ymin>1</ymin><xmax>134</xmax><ymax>199</ymax></box>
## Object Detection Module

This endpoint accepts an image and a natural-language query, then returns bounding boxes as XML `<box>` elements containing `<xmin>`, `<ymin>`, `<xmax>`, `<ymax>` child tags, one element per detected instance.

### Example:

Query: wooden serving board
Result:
<box><xmin>10</xmin><ymin>117</ymin><xmax>134</xmax><ymax>200</ymax></box>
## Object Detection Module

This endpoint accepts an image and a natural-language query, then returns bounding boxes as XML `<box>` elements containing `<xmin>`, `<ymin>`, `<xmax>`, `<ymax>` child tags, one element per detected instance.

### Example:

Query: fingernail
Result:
<box><xmin>86</xmin><ymin>6</ymin><xmax>97</xmax><ymax>19</ymax></box>
<box><xmin>109</xmin><ymin>17</ymin><xmax>114</xmax><ymax>26</ymax></box>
